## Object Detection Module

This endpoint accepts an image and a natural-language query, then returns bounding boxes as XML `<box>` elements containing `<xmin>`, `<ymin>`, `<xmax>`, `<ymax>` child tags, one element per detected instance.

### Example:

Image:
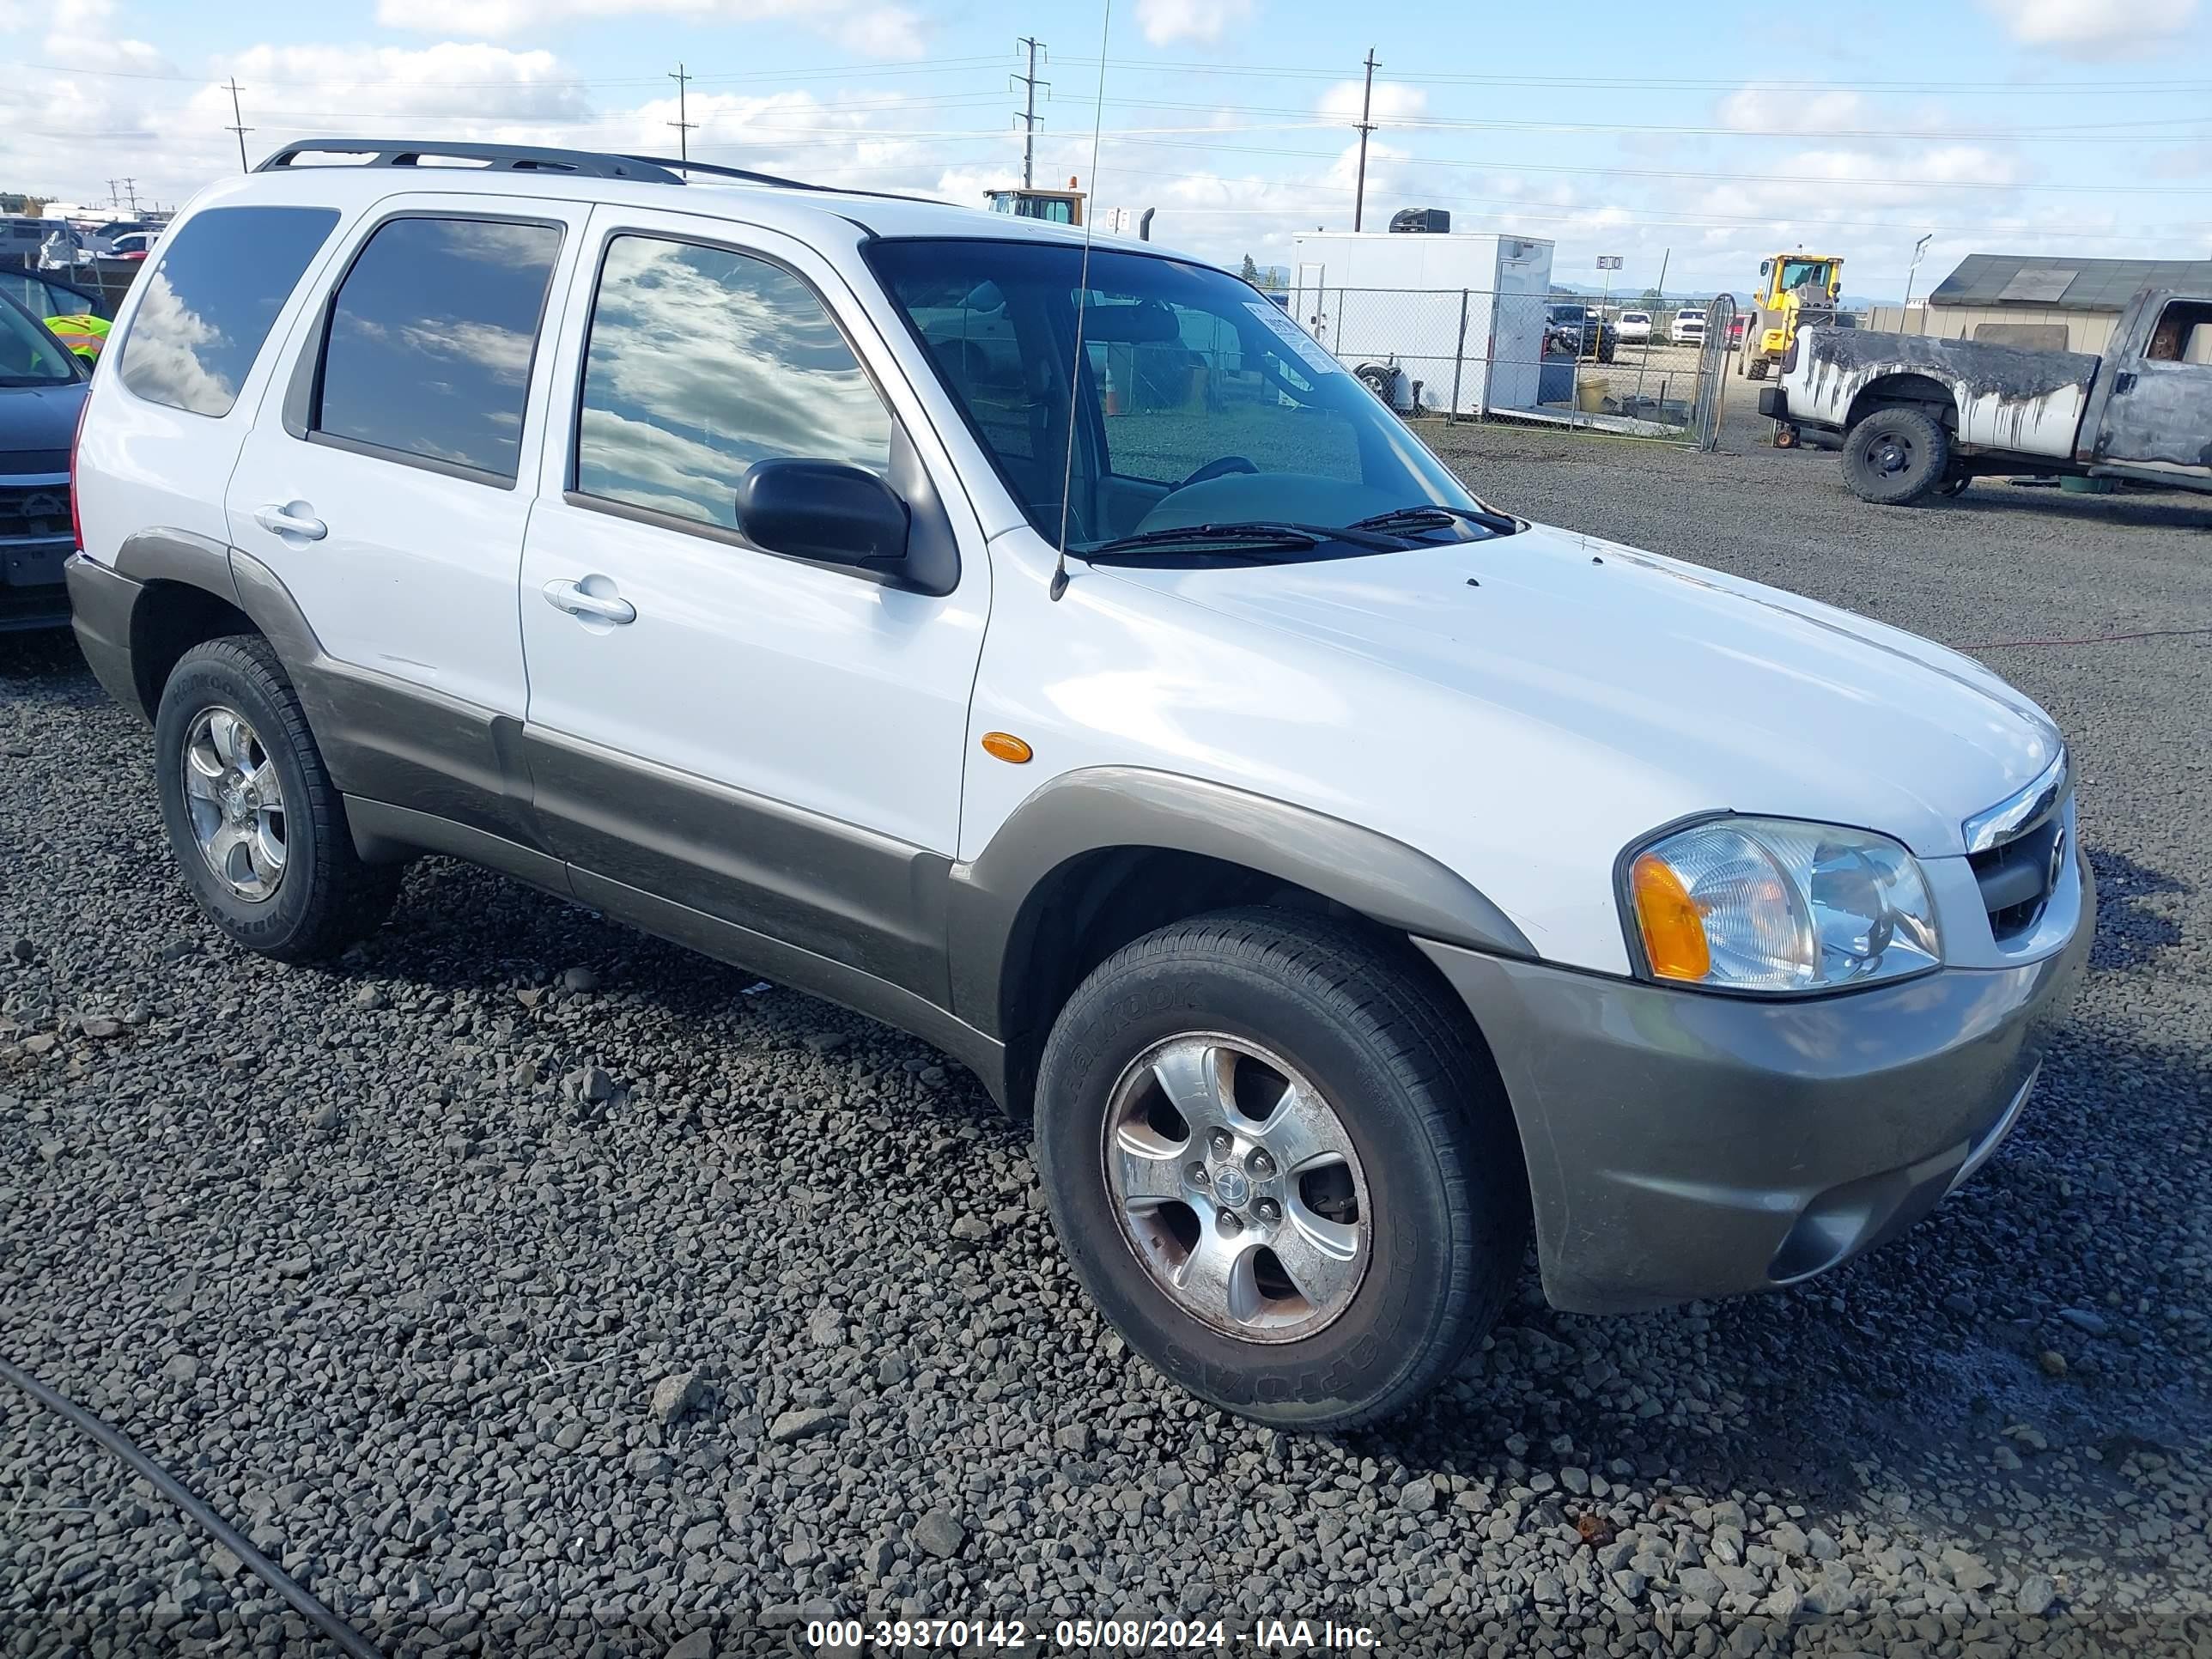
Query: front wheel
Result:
<box><xmin>1843</xmin><ymin>405</ymin><xmax>1951</xmax><ymax>505</ymax></box>
<box><xmin>155</xmin><ymin>636</ymin><xmax>401</xmax><ymax>962</ymax></box>
<box><xmin>1034</xmin><ymin>908</ymin><xmax>1527</xmax><ymax>1430</ymax></box>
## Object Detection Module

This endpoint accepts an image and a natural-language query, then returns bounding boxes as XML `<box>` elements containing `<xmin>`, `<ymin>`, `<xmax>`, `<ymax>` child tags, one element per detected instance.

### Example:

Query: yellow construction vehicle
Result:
<box><xmin>984</xmin><ymin>176</ymin><xmax>1085</xmax><ymax>228</ymax></box>
<box><xmin>1739</xmin><ymin>251</ymin><xmax>1843</xmax><ymax>380</ymax></box>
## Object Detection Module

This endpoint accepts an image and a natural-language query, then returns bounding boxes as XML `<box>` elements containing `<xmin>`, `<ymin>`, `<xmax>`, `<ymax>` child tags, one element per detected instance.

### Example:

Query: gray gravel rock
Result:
<box><xmin>912</xmin><ymin>1509</ymin><xmax>965</xmax><ymax>1559</ymax></box>
<box><xmin>4</xmin><ymin>420</ymin><xmax>2210</xmax><ymax>1655</ymax></box>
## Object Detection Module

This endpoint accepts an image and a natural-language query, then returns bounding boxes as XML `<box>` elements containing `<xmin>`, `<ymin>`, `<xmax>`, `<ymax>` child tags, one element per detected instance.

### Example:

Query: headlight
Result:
<box><xmin>1626</xmin><ymin>817</ymin><xmax>1941</xmax><ymax>994</ymax></box>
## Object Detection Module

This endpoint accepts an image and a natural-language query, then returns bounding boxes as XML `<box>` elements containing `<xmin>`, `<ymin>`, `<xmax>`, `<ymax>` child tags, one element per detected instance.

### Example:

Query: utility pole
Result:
<box><xmin>668</xmin><ymin>63</ymin><xmax>697</xmax><ymax>168</ymax></box>
<box><xmin>1012</xmin><ymin>37</ymin><xmax>1048</xmax><ymax>190</ymax></box>
<box><xmin>106</xmin><ymin>179</ymin><xmax>123</xmax><ymax>210</ymax></box>
<box><xmin>1900</xmin><ymin>232</ymin><xmax>1933</xmax><ymax>328</ymax></box>
<box><xmin>224</xmin><ymin>80</ymin><xmax>252</xmax><ymax>173</ymax></box>
<box><xmin>1352</xmin><ymin>47</ymin><xmax>1378</xmax><ymax>233</ymax></box>
<box><xmin>120</xmin><ymin>177</ymin><xmax>139</xmax><ymax>214</ymax></box>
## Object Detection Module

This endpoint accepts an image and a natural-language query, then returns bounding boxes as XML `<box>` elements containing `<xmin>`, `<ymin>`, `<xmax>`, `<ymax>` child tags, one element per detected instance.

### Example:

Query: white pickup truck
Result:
<box><xmin>1760</xmin><ymin>285</ymin><xmax>2212</xmax><ymax>505</ymax></box>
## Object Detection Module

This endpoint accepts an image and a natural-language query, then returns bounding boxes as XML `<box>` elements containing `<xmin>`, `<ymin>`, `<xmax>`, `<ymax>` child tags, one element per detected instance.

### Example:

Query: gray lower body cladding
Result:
<box><xmin>1414</xmin><ymin>866</ymin><xmax>2094</xmax><ymax>1314</ymax></box>
<box><xmin>64</xmin><ymin>554</ymin><xmax>143</xmax><ymax>708</ymax></box>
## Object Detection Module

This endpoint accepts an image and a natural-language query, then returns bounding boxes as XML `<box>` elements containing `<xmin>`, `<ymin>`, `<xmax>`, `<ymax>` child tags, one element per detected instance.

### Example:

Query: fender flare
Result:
<box><xmin>945</xmin><ymin>765</ymin><xmax>1536</xmax><ymax>1039</ymax></box>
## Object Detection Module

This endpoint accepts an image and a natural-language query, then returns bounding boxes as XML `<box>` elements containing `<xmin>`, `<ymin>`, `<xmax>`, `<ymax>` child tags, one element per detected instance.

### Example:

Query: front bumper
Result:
<box><xmin>2</xmin><ymin>538</ymin><xmax>73</xmax><ymax>633</ymax></box>
<box><xmin>1416</xmin><ymin>858</ymin><xmax>2094</xmax><ymax>1313</ymax></box>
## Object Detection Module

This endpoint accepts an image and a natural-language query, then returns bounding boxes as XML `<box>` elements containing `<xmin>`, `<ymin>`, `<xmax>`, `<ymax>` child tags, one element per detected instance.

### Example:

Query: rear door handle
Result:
<box><xmin>2113</xmin><ymin>370</ymin><xmax>2138</xmax><ymax>393</ymax></box>
<box><xmin>253</xmin><ymin>501</ymin><xmax>326</xmax><ymax>541</ymax></box>
<box><xmin>543</xmin><ymin>578</ymin><xmax>636</xmax><ymax>625</ymax></box>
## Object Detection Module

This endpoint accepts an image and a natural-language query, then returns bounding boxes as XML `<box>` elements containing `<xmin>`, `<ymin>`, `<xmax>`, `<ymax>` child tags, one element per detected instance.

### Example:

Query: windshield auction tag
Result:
<box><xmin>1243</xmin><ymin>301</ymin><xmax>1344</xmax><ymax>378</ymax></box>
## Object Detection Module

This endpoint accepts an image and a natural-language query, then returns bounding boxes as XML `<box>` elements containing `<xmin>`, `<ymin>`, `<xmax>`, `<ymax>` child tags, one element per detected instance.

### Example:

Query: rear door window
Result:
<box><xmin>313</xmin><ymin>216</ymin><xmax>562</xmax><ymax>483</ymax></box>
<box><xmin>118</xmin><ymin>205</ymin><xmax>338</xmax><ymax>417</ymax></box>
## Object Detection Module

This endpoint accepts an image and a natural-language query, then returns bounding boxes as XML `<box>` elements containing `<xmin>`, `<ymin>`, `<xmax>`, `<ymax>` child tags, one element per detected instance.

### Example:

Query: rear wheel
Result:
<box><xmin>1033</xmin><ymin>908</ymin><xmax>1527</xmax><ymax>1430</ymax></box>
<box><xmin>1843</xmin><ymin>405</ymin><xmax>1950</xmax><ymax>505</ymax></box>
<box><xmin>155</xmin><ymin>636</ymin><xmax>400</xmax><ymax>961</ymax></box>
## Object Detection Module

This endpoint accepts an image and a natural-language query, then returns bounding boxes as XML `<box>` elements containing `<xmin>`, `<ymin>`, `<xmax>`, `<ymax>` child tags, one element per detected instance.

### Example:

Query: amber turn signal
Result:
<box><xmin>1630</xmin><ymin>852</ymin><xmax>1711</xmax><ymax>981</ymax></box>
<box><xmin>980</xmin><ymin>732</ymin><xmax>1033</xmax><ymax>763</ymax></box>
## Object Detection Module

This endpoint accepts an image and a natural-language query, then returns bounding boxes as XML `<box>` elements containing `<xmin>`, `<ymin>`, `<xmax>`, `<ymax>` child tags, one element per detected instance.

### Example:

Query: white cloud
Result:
<box><xmin>1978</xmin><ymin>0</ymin><xmax>2197</xmax><ymax>48</ymax></box>
<box><xmin>1717</xmin><ymin>88</ymin><xmax>1866</xmax><ymax>131</ymax></box>
<box><xmin>1134</xmin><ymin>0</ymin><xmax>1256</xmax><ymax>46</ymax></box>
<box><xmin>374</xmin><ymin>0</ymin><xmax>927</xmax><ymax>58</ymax></box>
<box><xmin>1316</xmin><ymin>79</ymin><xmax>1427</xmax><ymax>125</ymax></box>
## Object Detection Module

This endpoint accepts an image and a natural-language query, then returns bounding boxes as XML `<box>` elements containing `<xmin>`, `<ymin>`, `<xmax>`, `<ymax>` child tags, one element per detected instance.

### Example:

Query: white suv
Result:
<box><xmin>67</xmin><ymin>141</ymin><xmax>2091</xmax><ymax>1429</ymax></box>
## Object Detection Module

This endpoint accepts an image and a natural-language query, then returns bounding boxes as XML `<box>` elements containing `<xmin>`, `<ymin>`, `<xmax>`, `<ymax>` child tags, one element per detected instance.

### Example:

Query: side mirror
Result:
<box><xmin>734</xmin><ymin>458</ymin><xmax>909</xmax><ymax>573</ymax></box>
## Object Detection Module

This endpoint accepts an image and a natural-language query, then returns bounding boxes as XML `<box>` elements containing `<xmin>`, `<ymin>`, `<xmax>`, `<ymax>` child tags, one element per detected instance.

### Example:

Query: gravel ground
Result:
<box><xmin>3</xmin><ymin>414</ymin><xmax>2209</xmax><ymax>1658</ymax></box>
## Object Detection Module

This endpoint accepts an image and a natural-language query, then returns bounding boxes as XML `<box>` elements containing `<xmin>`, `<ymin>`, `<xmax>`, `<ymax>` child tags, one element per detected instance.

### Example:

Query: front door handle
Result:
<box><xmin>2114</xmin><ymin>370</ymin><xmax>2138</xmax><ymax>394</ymax></box>
<box><xmin>543</xmin><ymin>578</ymin><xmax>636</xmax><ymax>625</ymax></box>
<box><xmin>253</xmin><ymin>501</ymin><xmax>326</xmax><ymax>541</ymax></box>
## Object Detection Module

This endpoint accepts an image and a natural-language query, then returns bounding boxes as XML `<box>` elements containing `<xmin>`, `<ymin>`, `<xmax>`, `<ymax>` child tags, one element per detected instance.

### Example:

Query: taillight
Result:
<box><xmin>70</xmin><ymin>391</ymin><xmax>88</xmax><ymax>554</ymax></box>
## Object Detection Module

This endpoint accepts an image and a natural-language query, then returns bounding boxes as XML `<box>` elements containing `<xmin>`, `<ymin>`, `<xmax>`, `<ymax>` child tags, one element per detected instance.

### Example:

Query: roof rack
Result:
<box><xmin>256</xmin><ymin>140</ymin><xmax>685</xmax><ymax>185</ymax></box>
<box><xmin>253</xmin><ymin>139</ymin><xmax>948</xmax><ymax>210</ymax></box>
<box><xmin>617</xmin><ymin>154</ymin><xmax>945</xmax><ymax>208</ymax></box>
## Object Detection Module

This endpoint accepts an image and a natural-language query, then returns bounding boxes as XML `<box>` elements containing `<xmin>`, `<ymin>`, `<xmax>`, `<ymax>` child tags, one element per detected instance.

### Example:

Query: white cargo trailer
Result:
<box><xmin>1289</xmin><ymin>230</ymin><xmax>1555</xmax><ymax>416</ymax></box>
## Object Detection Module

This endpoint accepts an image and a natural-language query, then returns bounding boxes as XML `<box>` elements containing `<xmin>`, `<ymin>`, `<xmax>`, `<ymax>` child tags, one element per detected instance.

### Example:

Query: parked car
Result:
<box><xmin>1616</xmin><ymin>310</ymin><xmax>1652</xmax><ymax>343</ymax></box>
<box><xmin>1671</xmin><ymin>307</ymin><xmax>1708</xmax><ymax>344</ymax></box>
<box><xmin>1</xmin><ymin>292</ymin><xmax>88</xmax><ymax>631</ymax></box>
<box><xmin>1764</xmin><ymin>289</ymin><xmax>2212</xmax><ymax>504</ymax></box>
<box><xmin>92</xmin><ymin>220</ymin><xmax>159</xmax><ymax>251</ymax></box>
<box><xmin>106</xmin><ymin>231</ymin><xmax>157</xmax><ymax>262</ymax></box>
<box><xmin>1545</xmin><ymin>302</ymin><xmax>1616</xmax><ymax>362</ymax></box>
<box><xmin>0</xmin><ymin>268</ymin><xmax>104</xmax><ymax>326</ymax></box>
<box><xmin>69</xmin><ymin>140</ymin><xmax>2091</xmax><ymax>1430</ymax></box>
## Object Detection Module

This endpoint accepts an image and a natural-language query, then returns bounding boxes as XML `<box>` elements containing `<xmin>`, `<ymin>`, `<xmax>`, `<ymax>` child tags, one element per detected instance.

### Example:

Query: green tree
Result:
<box><xmin>1239</xmin><ymin>253</ymin><xmax>1260</xmax><ymax>283</ymax></box>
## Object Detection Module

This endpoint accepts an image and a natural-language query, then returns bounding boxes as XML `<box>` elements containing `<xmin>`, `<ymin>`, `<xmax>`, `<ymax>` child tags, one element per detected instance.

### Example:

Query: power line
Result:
<box><xmin>1012</xmin><ymin>36</ymin><xmax>1048</xmax><ymax>190</ymax></box>
<box><xmin>223</xmin><ymin>79</ymin><xmax>252</xmax><ymax>173</ymax></box>
<box><xmin>1056</xmin><ymin>56</ymin><xmax>2212</xmax><ymax>96</ymax></box>
<box><xmin>1352</xmin><ymin>46</ymin><xmax>1376</xmax><ymax>232</ymax></box>
<box><xmin>1089</xmin><ymin>93</ymin><xmax>2212</xmax><ymax>141</ymax></box>
<box><xmin>1091</xmin><ymin>131</ymin><xmax>2212</xmax><ymax>195</ymax></box>
<box><xmin>10</xmin><ymin>52</ymin><xmax>1016</xmax><ymax>88</ymax></box>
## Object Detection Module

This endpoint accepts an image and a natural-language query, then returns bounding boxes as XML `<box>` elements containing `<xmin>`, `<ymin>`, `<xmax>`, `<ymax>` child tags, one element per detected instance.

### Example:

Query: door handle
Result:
<box><xmin>253</xmin><ymin>501</ymin><xmax>326</xmax><ymax>540</ymax></box>
<box><xmin>2114</xmin><ymin>370</ymin><xmax>2138</xmax><ymax>393</ymax></box>
<box><xmin>543</xmin><ymin>578</ymin><xmax>636</xmax><ymax>625</ymax></box>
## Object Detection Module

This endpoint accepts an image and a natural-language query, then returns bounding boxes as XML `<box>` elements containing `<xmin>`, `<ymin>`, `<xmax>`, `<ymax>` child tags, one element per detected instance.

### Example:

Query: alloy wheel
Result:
<box><xmin>180</xmin><ymin>706</ymin><xmax>288</xmax><ymax>902</ymax></box>
<box><xmin>1101</xmin><ymin>1033</ymin><xmax>1370</xmax><ymax>1344</ymax></box>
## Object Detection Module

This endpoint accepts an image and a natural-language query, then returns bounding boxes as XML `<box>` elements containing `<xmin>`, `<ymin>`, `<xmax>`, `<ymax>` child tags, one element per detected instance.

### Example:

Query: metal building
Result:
<box><xmin>1865</xmin><ymin>254</ymin><xmax>2212</xmax><ymax>353</ymax></box>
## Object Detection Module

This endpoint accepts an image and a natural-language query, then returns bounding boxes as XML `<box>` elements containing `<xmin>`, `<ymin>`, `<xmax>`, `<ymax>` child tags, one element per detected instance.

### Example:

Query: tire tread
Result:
<box><xmin>1040</xmin><ymin>906</ymin><xmax>1525</xmax><ymax>1429</ymax></box>
<box><xmin>162</xmin><ymin>635</ymin><xmax>400</xmax><ymax>961</ymax></box>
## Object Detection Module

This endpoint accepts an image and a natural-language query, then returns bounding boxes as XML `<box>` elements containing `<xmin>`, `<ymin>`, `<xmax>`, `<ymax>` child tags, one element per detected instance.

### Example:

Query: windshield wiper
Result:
<box><xmin>1082</xmin><ymin>520</ymin><xmax>1414</xmax><ymax>557</ymax></box>
<box><xmin>1349</xmin><ymin>503</ymin><xmax>1523</xmax><ymax>538</ymax></box>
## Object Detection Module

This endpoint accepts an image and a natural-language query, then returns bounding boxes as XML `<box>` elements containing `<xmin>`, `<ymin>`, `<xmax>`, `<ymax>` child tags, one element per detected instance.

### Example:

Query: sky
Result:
<box><xmin>4</xmin><ymin>0</ymin><xmax>2209</xmax><ymax>301</ymax></box>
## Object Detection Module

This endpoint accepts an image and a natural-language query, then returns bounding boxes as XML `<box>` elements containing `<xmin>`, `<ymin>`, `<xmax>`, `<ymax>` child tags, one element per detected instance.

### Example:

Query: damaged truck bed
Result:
<box><xmin>1760</xmin><ymin>285</ymin><xmax>2212</xmax><ymax>507</ymax></box>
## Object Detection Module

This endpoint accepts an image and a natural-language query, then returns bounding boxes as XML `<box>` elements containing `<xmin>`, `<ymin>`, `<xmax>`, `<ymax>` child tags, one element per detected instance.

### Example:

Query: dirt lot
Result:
<box><xmin>3</xmin><ymin>419</ymin><xmax>2209</xmax><ymax>1657</ymax></box>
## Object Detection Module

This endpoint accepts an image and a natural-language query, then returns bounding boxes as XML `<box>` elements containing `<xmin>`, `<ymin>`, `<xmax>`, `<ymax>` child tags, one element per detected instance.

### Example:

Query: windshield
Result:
<box><xmin>0</xmin><ymin>296</ymin><xmax>81</xmax><ymax>386</ymax></box>
<box><xmin>867</xmin><ymin>237</ymin><xmax>1484</xmax><ymax>552</ymax></box>
<box><xmin>1779</xmin><ymin>259</ymin><xmax>1832</xmax><ymax>292</ymax></box>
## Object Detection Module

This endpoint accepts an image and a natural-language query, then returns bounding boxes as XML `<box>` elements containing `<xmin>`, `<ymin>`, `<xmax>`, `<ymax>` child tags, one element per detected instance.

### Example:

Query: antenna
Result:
<box><xmin>1050</xmin><ymin>2</ymin><xmax>1113</xmax><ymax>603</ymax></box>
<box><xmin>668</xmin><ymin>63</ymin><xmax>698</xmax><ymax>171</ymax></box>
<box><xmin>224</xmin><ymin>80</ymin><xmax>252</xmax><ymax>174</ymax></box>
<box><xmin>1013</xmin><ymin>38</ymin><xmax>1048</xmax><ymax>191</ymax></box>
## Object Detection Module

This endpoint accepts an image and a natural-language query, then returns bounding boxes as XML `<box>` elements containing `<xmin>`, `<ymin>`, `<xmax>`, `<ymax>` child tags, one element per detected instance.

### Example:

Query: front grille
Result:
<box><xmin>1972</xmin><ymin>817</ymin><xmax>2064</xmax><ymax>940</ymax></box>
<box><xmin>0</xmin><ymin>477</ymin><xmax>72</xmax><ymax>544</ymax></box>
<box><xmin>1964</xmin><ymin>753</ymin><xmax>2070</xmax><ymax>944</ymax></box>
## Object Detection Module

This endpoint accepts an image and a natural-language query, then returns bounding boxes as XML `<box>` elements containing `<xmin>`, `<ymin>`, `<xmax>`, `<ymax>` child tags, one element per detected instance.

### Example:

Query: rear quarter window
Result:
<box><xmin>118</xmin><ymin>206</ymin><xmax>339</xmax><ymax>417</ymax></box>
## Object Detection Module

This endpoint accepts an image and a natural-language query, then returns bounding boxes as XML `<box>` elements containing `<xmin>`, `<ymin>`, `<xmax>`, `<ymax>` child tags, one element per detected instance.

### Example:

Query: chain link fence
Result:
<box><xmin>1281</xmin><ymin>284</ymin><xmax>1735</xmax><ymax>450</ymax></box>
